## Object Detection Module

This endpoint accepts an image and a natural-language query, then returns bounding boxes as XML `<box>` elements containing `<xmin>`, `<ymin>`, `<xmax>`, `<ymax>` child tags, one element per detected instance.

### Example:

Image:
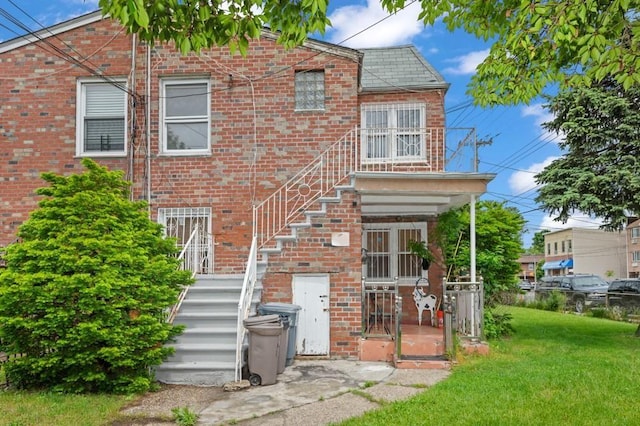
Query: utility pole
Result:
<box><xmin>475</xmin><ymin>135</ymin><xmax>494</xmax><ymax>172</ymax></box>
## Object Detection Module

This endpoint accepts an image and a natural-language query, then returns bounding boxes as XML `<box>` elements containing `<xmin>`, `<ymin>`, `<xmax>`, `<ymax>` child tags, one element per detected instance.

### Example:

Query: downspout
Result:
<box><xmin>129</xmin><ymin>34</ymin><xmax>136</xmax><ymax>196</ymax></box>
<box><xmin>146</xmin><ymin>42</ymin><xmax>151</xmax><ymax>214</ymax></box>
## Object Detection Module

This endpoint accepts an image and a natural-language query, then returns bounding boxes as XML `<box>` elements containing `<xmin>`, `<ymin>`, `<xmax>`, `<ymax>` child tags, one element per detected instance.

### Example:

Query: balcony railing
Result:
<box><xmin>254</xmin><ymin>126</ymin><xmax>480</xmax><ymax>248</ymax></box>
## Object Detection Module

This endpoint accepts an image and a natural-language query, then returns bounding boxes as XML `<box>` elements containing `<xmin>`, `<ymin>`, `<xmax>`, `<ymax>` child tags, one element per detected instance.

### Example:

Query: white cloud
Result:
<box><xmin>326</xmin><ymin>0</ymin><xmax>425</xmax><ymax>48</ymax></box>
<box><xmin>539</xmin><ymin>213</ymin><xmax>603</xmax><ymax>232</ymax></box>
<box><xmin>443</xmin><ymin>49</ymin><xmax>489</xmax><ymax>75</ymax></box>
<box><xmin>508</xmin><ymin>156</ymin><xmax>558</xmax><ymax>195</ymax></box>
<box><xmin>521</xmin><ymin>103</ymin><xmax>561</xmax><ymax>143</ymax></box>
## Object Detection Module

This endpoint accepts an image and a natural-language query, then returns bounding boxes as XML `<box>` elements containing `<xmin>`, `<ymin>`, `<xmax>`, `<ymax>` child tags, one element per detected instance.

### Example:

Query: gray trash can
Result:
<box><xmin>258</xmin><ymin>303</ymin><xmax>301</xmax><ymax>366</ymax></box>
<box><xmin>243</xmin><ymin>314</ymin><xmax>283</xmax><ymax>386</ymax></box>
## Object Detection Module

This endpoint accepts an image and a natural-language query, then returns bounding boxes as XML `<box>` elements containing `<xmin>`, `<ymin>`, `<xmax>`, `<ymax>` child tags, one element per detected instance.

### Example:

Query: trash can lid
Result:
<box><xmin>243</xmin><ymin>314</ymin><xmax>280</xmax><ymax>327</ymax></box>
<box><xmin>244</xmin><ymin>323</ymin><xmax>283</xmax><ymax>336</ymax></box>
<box><xmin>258</xmin><ymin>302</ymin><xmax>302</xmax><ymax>313</ymax></box>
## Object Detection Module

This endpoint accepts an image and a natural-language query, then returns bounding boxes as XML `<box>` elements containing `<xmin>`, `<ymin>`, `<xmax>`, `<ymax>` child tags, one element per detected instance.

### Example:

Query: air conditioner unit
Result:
<box><xmin>633</xmin><ymin>262</ymin><xmax>638</xmax><ymax>267</ymax></box>
<box><xmin>633</xmin><ymin>238</ymin><xmax>638</xmax><ymax>244</ymax></box>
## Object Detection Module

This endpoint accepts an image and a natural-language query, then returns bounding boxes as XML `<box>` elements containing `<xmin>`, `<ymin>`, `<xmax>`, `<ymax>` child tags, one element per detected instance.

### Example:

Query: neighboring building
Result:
<box><xmin>517</xmin><ymin>254</ymin><xmax>543</xmax><ymax>282</ymax></box>
<box><xmin>543</xmin><ymin>228</ymin><xmax>626</xmax><ymax>279</ymax></box>
<box><xmin>0</xmin><ymin>11</ymin><xmax>494</xmax><ymax>384</ymax></box>
<box><xmin>626</xmin><ymin>218</ymin><xmax>640</xmax><ymax>278</ymax></box>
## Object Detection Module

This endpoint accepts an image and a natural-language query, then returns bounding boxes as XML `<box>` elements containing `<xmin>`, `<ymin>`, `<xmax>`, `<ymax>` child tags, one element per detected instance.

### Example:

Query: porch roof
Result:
<box><xmin>354</xmin><ymin>171</ymin><xmax>495</xmax><ymax>216</ymax></box>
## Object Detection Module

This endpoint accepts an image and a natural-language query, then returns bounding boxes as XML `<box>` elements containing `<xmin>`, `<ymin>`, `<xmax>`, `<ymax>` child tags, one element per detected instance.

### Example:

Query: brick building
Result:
<box><xmin>0</xmin><ymin>11</ymin><xmax>494</xmax><ymax>384</ymax></box>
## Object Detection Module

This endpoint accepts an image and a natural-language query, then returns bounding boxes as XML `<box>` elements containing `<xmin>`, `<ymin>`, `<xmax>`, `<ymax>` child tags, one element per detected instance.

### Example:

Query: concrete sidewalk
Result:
<box><xmin>198</xmin><ymin>360</ymin><xmax>450</xmax><ymax>425</ymax></box>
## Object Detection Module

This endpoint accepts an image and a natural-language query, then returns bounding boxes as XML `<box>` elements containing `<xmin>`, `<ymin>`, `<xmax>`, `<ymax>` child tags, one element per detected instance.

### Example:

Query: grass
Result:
<box><xmin>339</xmin><ymin>307</ymin><xmax>640</xmax><ymax>426</ymax></box>
<box><xmin>1</xmin><ymin>308</ymin><xmax>638</xmax><ymax>425</ymax></box>
<box><xmin>0</xmin><ymin>390</ymin><xmax>129</xmax><ymax>426</ymax></box>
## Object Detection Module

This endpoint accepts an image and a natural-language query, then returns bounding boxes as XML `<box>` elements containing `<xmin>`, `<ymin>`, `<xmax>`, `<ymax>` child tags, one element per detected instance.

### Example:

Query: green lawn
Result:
<box><xmin>340</xmin><ymin>307</ymin><xmax>640</xmax><ymax>426</ymax></box>
<box><xmin>1</xmin><ymin>308</ymin><xmax>639</xmax><ymax>425</ymax></box>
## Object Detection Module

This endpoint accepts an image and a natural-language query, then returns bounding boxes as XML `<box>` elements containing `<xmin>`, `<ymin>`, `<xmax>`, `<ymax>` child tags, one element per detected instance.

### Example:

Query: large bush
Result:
<box><xmin>0</xmin><ymin>159</ymin><xmax>193</xmax><ymax>393</ymax></box>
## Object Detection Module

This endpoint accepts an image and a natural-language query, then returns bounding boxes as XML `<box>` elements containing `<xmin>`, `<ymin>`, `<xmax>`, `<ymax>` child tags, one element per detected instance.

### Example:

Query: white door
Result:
<box><xmin>293</xmin><ymin>274</ymin><xmax>330</xmax><ymax>355</ymax></box>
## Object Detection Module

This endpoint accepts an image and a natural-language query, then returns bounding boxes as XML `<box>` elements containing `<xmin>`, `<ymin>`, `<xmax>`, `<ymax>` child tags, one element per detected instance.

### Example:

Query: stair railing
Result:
<box><xmin>253</xmin><ymin>128</ymin><xmax>357</xmax><ymax>248</ymax></box>
<box><xmin>166</xmin><ymin>227</ymin><xmax>200</xmax><ymax>324</ymax></box>
<box><xmin>235</xmin><ymin>236</ymin><xmax>258</xmax><ymax>382</ymax></box>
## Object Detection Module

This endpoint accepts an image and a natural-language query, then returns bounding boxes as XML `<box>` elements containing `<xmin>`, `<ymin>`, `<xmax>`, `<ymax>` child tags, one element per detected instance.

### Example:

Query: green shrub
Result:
<box><xmin>0</xmin><ymin>159</ymin><xmax>193</xmax><ymax>394</ymax></box>
<box><xmin>483</xmin><ymin>308</ymin><xmax>513</xmax><ymax>339</ymax></box>
<box><xmin>172</xmin><ymin>406</ymin><xmax>199</xmax><ymax>426</ymax></box>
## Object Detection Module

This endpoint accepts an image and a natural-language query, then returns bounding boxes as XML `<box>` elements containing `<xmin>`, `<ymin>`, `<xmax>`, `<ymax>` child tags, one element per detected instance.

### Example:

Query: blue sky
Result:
<box><xmin>0</xmin><ymin>0</ymin><xmax>605</xmax><ymax>247</ymax></box>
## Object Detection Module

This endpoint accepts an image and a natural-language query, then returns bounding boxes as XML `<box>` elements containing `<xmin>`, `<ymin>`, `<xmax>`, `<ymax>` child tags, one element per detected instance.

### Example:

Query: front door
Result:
<box><xmin>292</xmin><ymin>274</ymin><xmax>330</xmax><ymax>355</ymax></box>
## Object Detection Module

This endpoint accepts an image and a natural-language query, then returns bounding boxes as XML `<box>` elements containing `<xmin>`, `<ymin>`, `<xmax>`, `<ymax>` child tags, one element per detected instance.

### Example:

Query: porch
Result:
<box><xmin>359</xmin><ymin>278</ymin><xmax>484</xmax><ymax>368</ymax></box>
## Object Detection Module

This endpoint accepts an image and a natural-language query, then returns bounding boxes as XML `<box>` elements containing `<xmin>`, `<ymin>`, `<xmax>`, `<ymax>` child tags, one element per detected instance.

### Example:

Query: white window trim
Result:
<box><xmin>75</xmin><ymin>78</ymin><xmax>127</xmax><ymax>157</ymax></box>
<box><xmin>160</xmin><ymin>78</ymin><xmax>211</xmax><ymax>156</ymax></box>
<box><xmin>362</xmin><ymin>222</ymin><xmax>428</xmax><ymax>286</ymax></box>
<box><xmin>360</xmin><ymin>102</ymin><xmax>426</xmax><ymax>163</ymax></box>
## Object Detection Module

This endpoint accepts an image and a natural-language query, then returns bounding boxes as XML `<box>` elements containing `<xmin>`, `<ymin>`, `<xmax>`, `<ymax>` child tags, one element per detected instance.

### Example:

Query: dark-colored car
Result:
<box><xmin>518</xmin><ymin>280</ymin><xmax>534</xmax><ymax>291</ymax></box>
<box><xmin>534</xmin><ymin>274</ymin><xmax>609</xmax><ymax>313</ymax></box>
<box><xmin>606</xmin><ymin>279</ymin><xmax>640</xmax><ymax>313</ymax></box>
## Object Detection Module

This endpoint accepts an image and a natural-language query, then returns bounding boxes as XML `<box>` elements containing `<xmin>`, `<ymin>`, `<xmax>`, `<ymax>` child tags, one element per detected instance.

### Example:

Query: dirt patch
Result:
<box><xmin>114</xmin><ymin>384</ymin><xmax>228</xmax><ymax>425</ymax></box>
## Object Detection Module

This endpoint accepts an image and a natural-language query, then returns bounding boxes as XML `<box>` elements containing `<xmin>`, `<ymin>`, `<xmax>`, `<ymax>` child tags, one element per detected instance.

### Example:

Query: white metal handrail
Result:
<box><xmin>235</xmin><ymin>236</ymin><xmax>258</xmax><ymax>382</ymax></box>
<box><xmin>253</xmin><ymin>128</ymin><xmax>356</xmax><ymax>248</ymax></box>
<box><xmin>254</xmin><ymin>126</ymin><xmax>450</xmax><ymax>248</ymax></box>
<box><xmin>166</xmin><ymin>228</ymin><xmax>201</xmax><ymax>324</ymax></box>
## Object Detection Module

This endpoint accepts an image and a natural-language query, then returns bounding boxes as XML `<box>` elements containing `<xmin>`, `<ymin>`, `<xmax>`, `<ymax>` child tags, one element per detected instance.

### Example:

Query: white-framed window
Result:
<box><xmin>568</xmin><ymin>239</ymin><xmax>572</xmax><ymax>252</ymax></box>
<box><xmin>632</xmin><ymin>228</ymin><xmax>640</xmax><ymax>239</ymax></box>
<box><xmin>294</xmin><ymin>70</ymin><xmax>325</xmax><ymax>110</ymax></box>
<box><xmin>76</xmin><ymin>79</ymin><xmax>127</xmax><ymax>156</ymax></box>
<box><xmin>361</xmin><ymin>103</ymin><xmax>426</xmax><ymax>161</ymax></box>
<box><xmin>633</xmin><ymin>251</ymin><xmax>640</xmax><ymax>262</ymax></box>
<box><xmin>362</xmin><ymin>222</ymin><xmax>428</xmax><ymax>285</ymax></box>
<box><xmin>161</xmin><ymin>79</ymin><xmax>210</xmax><ymax>155</ymax></box>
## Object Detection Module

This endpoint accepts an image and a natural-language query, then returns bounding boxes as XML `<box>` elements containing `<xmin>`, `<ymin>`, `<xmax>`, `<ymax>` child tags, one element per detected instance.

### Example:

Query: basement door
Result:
<box><xmin>292</xmin><ymin>274</ymin><xmax>330</xmax><ymax>356</ymax></box>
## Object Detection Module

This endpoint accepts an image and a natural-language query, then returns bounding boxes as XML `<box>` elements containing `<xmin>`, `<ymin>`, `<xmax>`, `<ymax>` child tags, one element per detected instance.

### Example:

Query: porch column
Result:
<box><xmin>470</xmin><ymin>194</ymin><xmax>476</xmax><ymax>282</ymax></box>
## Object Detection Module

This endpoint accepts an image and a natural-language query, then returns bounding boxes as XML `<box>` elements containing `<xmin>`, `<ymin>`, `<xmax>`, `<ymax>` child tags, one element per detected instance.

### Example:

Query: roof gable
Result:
<box><xmin>359</xmin><ymin>45</ymin><xmax>449</xmax><ymax>92</ymax></box>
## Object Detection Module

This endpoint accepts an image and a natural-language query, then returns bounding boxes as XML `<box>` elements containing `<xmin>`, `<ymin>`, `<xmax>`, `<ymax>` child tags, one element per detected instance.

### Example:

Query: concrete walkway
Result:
<box><xmin>198</xmin><ymin>360</ymin><xmax>450</xmax><ymax>425</ymax></box>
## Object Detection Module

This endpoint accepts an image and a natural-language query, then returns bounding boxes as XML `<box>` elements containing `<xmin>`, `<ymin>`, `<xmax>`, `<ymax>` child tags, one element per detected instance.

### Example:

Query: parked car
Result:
<box><xmin>605</xmin><ymin>279</ymin><xmax>640</xmax><ymax>313</ymax></box>
<box><xmin>518</xmin><ymin>280</ymin><xmax>534</xmax><ymax>291</ymax></box>
<box><xmin>534</xmin><ymin>274</ymin><xmax>609</xmax><ymax>313</ymax></box>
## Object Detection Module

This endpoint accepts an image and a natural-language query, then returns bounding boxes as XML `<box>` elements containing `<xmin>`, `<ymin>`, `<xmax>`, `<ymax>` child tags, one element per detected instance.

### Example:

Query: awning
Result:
<box><xmin>542</xmin><ymin>260</ymin><xmax>564</xmax><ymax>270</ymax></box>
<box><xmin>562</xmin><ymin>258</ymin><xmax>573</xmax><ymax>268</ymax></box>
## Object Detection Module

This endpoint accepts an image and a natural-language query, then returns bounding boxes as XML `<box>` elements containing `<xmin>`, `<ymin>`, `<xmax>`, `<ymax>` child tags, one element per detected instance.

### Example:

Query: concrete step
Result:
<box><xmin>165</xmin><ymin>343</ymin><xmax>236</xmax><ymax>363</ymax></box>
<box><xmin>155</xmin><ymin>361</ymin><xmax>237</xmax><ymax>386</ymax></box>
<box><xmin>394</xmin><ymin>355</ymin><xmax>452</xmax><ymax>370</ymax></box>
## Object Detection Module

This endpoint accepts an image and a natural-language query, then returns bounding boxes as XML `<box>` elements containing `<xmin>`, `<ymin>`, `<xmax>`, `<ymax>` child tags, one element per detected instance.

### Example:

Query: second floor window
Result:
<box><xmin>632</xmin><ymin>228</ymin><xmax>640</xmax><ymax>239</ymax></box>
<box><xmin>295</xmin><ymin>70</ymin><xmax>325</xmax><ymax>110</ymax></box>
<box><xmin>361</xmin><ymin>103</ymin><xmax>426</xmax><ymax>161</ymax></box>
<box><xmin>162</xmin><ymin>79</ymin><xmax>210</xmax><ymax>154</ymax></box>
<box><xmin>76</xmin><ymin>80</ymin><xmax>127</xmax><ymax>156</ymax></box>
<box><xmin>633</xmin><ymin>251</ymin><xmax>640</xmax><ymax>262</ymax></box>
<box><xmin>554</xmin><ymin>242</ymin><xmax>558</xmax><ymax>254</ymax></box>
<box><xmin>561</xmin><ymin>241</ymin><xmax>566</xmax><ymax>253</ymax></box>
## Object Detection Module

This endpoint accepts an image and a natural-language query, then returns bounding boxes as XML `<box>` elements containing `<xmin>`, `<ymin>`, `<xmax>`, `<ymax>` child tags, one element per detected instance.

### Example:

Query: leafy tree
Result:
<box><xmin>0</xmin><ymin>159</ymin><xmax>193</xmax><ymax>393</ymax></box>
<box><xmin>535</xmin><ymin>81</ymin><xmax>640</xmax><ymax>231</ymax></box>
<box><xmin>435</xmin><ymin>200</ymin><xmax>526</xmax><ymax>298</ymax></box>
<box><xmin>525</xmin><ymin>230</ymin><xmax>549</xmax><ymax>255</ymax></box>
<box><xmin>98</xmin><ymin>0</ymin><xmax>640</xmax><ymax>105</ymax></box>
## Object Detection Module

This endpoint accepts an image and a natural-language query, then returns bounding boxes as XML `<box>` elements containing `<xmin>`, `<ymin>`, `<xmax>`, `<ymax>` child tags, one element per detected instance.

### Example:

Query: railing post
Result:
<box><xmin>444</xmin><ymin>294</ymin><xmax>455</xmax><ymax>355</ymax></box>
<box><xmin>395</xmin><ymin>295</ymin><xmax>402</xmax><ymax>360</ymax></box>
<box><xmin>361</xmin><ymin>277</ymin><xmax>366</xmax><ymax>338</ymax></box>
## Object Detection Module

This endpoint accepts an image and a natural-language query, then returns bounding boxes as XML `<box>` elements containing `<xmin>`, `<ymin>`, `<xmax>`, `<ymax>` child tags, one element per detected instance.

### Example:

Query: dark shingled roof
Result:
<box><xmin>359</xmin><ymin>46</ymin><xmax>449</xmax><ymax>92</ymax></box>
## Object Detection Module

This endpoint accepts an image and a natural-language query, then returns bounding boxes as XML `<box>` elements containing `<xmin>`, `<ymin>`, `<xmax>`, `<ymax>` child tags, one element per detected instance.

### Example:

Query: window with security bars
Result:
<box><xmin>295</xmin><ymin>70</ymin><xmax>325</xmax><ymax>110</ymax></box>
<box><xmin>158</xmin><ymin>207</ymin><xmax>212</xmax><ymax>273</ymax></box>
<box><xmin>363</xmin><ymin>223</ymin><xmax>427</xmax><ymax>283</ymax></box>
<box><xmin>162</xmin><ymin>80</ymin><xmax>210</xmax><ymax>154</ymax></box>
<box><xmin>76</xmin><ymin>80</ymin><xmax>126</xmax><ymax>156</ymax></box>
<box><xmin>361</xmin><ymin>103</ymin><xmax>425</xmax><ymax>161</ymax></box>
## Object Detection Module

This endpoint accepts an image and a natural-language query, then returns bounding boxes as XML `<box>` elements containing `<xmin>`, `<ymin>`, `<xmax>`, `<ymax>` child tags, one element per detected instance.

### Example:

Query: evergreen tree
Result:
<box><xmin>0</xmin><ymin>159</ymin><xmax>193</xmax><ymax>393</ymax></box>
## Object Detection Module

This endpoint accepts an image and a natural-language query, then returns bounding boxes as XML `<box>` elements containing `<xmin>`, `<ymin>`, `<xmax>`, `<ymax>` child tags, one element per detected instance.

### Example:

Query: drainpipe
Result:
<box><xmin>129</xmin><ymin>34</ymin><xmax>136</xmax><ymax>195</ymax></box>
<box><xmin>146</xmin><ymin>42</ymin><xmax>151</xmax><ymax>214</ymax></box>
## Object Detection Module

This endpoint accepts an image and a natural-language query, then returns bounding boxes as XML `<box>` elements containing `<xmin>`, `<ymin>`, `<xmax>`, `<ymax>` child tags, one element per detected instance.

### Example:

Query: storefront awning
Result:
<box><xmin>562</xmin><ymin>258</ymin><xmax>573</xmax><ymax>268</ymax></box>
<box><xmin>543</xmin><ymin>260</ymin><xmax>564</xmax><ymax>270</ymax></box>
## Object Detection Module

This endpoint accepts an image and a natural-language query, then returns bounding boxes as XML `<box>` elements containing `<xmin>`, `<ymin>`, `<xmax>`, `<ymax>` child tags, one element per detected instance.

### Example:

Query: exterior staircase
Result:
<box><xmin>156</xmin><ymin>270</ymin><xmax>264</xmax><ymax>386</ymax></box>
